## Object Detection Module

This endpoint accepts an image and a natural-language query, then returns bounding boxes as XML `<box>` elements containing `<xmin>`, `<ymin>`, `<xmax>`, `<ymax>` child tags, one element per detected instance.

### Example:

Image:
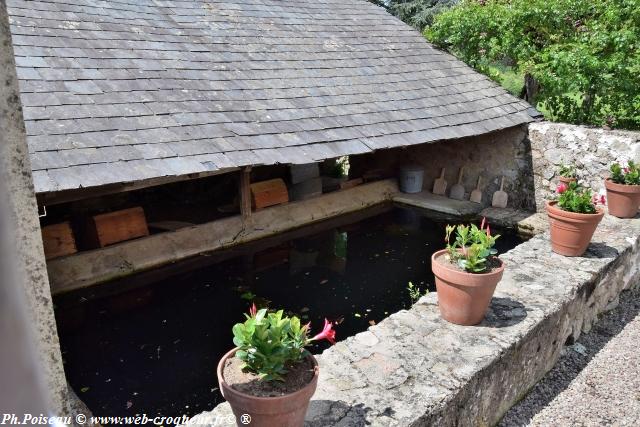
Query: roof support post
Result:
<box><xmin>239</xmin><ymin>166</ymin><xmax>252</xmax><ymax>223</ymax></box>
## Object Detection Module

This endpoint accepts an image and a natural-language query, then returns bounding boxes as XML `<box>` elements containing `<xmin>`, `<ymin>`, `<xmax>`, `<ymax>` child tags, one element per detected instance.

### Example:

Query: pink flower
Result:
<box><xmin>623</xmin><ymin>167</ymin><xmax>630</xmax><ymax>174</ymax></box>
<box><xmin>592</xmin><ymin>194</ymin><xmax>606</xmax><ymax>206</ymax></box>
<box><xmin>311</xmin><ymin>318</ymin><xmax>336</xmax><ymax>345</ymax></box>
<box><xmin>557</xmin><ymin>183</ymin><xmax>568</xmax><ymax>194</ymax></box>
<box><xmin>486</xmin><ymin>224</ymin><xmax>491</xmax><ymax>237</ymax></box>
<box><xmin>480</xmin><ymin>217</ymin><xmax>486</xmax><ymax>230</ymax></box>
<box><xmin>249</xmin><ymin>303</ymin><xmax>257</xmax><ymax>317</ymax></box>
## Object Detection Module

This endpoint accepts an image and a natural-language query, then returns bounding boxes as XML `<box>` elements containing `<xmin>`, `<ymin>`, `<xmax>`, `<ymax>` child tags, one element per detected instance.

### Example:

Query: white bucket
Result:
<box><xmin>399</xmin><ymin>165</ymin><xmax>424</xmax><ymax>193</ymax></box>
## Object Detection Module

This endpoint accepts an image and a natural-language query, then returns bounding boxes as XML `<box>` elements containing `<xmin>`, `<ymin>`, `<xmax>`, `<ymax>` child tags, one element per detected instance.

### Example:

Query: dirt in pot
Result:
<box><xmin>433</xmin><ymin>251</ymin><xmax>502</xmax><ymax>273</ymax></box>
<box><xmin>223</xmin><ymin>356</ymin><xmax>315</xmax><ymax>397</ymax></box>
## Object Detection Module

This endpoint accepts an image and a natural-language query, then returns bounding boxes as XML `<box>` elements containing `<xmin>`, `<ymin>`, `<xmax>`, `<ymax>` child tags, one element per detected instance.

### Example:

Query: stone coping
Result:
<box><xmin>392</xmin><ymin>190</ymin><xmax>484</xmax><ymax>218</ymax></box>
<box><xmin>188</xmin><ymin>212</ymin><xmax>640</xmax><ymax>427</ymax></box>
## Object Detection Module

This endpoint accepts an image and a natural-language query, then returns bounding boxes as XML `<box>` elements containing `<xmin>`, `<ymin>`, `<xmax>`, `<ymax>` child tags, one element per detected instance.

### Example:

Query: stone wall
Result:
<box><xmin>192</xmin><ymin>211</ymin><xmax>640</xmax><ymax>427</ymax></box>
<box><xmin>529</xmin><ymin>122</ymin><xmax>640</xmax><ymax>211</ymax></box>
<box><xmin>350</xmin><ymin>124</ymin><xmax>536</xmax><ymax>211</ymax></box>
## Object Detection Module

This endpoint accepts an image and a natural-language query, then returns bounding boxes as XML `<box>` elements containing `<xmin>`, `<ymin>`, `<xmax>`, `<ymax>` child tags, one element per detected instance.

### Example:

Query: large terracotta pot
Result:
<box><xmin>605</xmin><ymin>178</ymin><xmax>640</xmax><ymax>218</ymax></box>
<box><xmin>558</xmin><ymin>176</ymin><xmax>577</xmax><ymax>185</ymax></box>
<box><xmin>546</xmin><ymin>201</ymin><xmax>604</xmax><ymax>256</ymax></box>
<box><xmin>217</xmin><ymin>348</ymin><xmax>319</xmax><ymax>427</ymax></box>
<box><xmin>431</xmin><ymin>249</ymin><xmax>505</xmax><ymax>326</ymax></box>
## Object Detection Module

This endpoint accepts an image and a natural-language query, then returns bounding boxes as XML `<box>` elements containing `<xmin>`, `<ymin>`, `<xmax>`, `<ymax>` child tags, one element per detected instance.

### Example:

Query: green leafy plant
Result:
<box><xmin>407</xmin><ymin>281</ymin><xmax>429</xmax><ymax>304</ymax></box>
<box><xmin>425</xmin><ymin>0</ymin><xmax>640</xmax><ymax>129</ymax></box>
<box><xmin>444</xmin><ymin>218</ymin><xmax>500</xmax><ymax>273</ymax></box>
<box><xmin>232</xmin><ymin>305</ymin><xmax>336</xmax><ymax>381</ymax></box>
<box><xmin>558</xmin><ymin>164</ymin><xmax>578</xmax><ymax>179</ymax></box>
<box><xmin>373</xmin><ymin>0</ymin><xmax>460</xmax><ymax>30</ymax></box>
<box><xmin>610</xmin><ymin>161</ymin><xmax>640</xmax><ymax>185</ymax></box>
<box><xmin>327</xmin><ymin>156</ymin><xmax>350</xmax><ymax>179</ymax></box>
<box><xmin>555</xmin><ymin>181</ymin><xmax>605</xmax><ymax>214</ymax></box>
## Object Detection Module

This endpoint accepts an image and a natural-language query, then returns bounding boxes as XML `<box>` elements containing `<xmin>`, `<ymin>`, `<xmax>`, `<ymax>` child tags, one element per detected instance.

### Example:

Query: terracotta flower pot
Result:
<box><xmin>605</xmin><ymin>178</ymin><xmax>640</xmax><ymax>218</ymax></box>
<box><xmin>558</xmin><ymin>176</ymin><xmax>577</xmax><ymax>185</ymax></box>
<box><xmin>546</xmin><ymin>201</ymin><xmax>604</xmax><ymax>256</ymax></box>
<box><xmin>217</xmin><ymin>348</ymin><xmax>319</xmax><ymax>427</ymax></box>
<box><xmin>431</xmin><ymin>249</ymin><xmax>505</xmax><ymax>326</ymax></box>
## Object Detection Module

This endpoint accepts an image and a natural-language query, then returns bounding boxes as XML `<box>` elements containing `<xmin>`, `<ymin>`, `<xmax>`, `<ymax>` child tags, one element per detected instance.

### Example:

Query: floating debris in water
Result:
<box><xmin>240</xmin><ymin>291</ymin><xmax>255</xmax><ymax>300</ymax></box>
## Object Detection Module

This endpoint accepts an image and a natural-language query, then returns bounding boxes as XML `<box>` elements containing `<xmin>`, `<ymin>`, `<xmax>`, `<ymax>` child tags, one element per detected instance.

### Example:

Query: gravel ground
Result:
<box><xmin>500</xmin><ymin>284</ymin><xmax>640</xmax><ymax>427</ymax></box>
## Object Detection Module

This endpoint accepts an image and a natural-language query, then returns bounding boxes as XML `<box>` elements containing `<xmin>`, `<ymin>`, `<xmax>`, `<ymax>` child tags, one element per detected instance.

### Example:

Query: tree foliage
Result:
<box><xmin>369</xmin><ymin>1</ymin><xmax>459</xmax><ymax>30</ymax></box>
<box><xmin>425</xmin><ymin>0</ymin><xmax>640</xmax><ymax>129</ymax></box>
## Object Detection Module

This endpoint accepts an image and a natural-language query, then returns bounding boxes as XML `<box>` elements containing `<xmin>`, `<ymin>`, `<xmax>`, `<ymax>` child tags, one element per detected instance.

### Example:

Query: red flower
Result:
<box><xmin>592</xmin><ymin>194</ymin><xmax>606</xmax><ymax>206</ymax></box>
<box><xmin>557</xmin><ymin>183</ymin><xmax>568</xmax><ymax>194</ymax></box>
<box><xmin>311</xmin><ymin>318</ymin><xmax>336</xmax><ymax>345</ymax></box>
<box><xmin>249</xmin><ymin>303</ymin><xmax>257</xmax><ymax>317</ymax></box>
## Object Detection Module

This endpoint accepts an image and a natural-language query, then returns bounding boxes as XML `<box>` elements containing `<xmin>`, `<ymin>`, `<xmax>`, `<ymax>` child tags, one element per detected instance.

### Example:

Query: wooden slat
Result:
<box><xmin>87</xmin><ymin>207</ymin><xmax>149</xmax><ymax>248</ymax></box>
<box><xmin>41</xmin><ymin>222</ymin><xmax>77</xmax><ymax>260</ymax></box>
<box><xmin>250</xmin><ymin>178</ymin><xmax>289</xmax><ymax>210</ymax></box>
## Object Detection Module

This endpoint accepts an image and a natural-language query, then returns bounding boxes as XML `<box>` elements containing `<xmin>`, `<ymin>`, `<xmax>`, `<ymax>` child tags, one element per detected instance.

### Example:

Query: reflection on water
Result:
<box><xmin>54</xmin><ymin>207</ymin><xmax>523</xmax><ymax>420</ymax></box>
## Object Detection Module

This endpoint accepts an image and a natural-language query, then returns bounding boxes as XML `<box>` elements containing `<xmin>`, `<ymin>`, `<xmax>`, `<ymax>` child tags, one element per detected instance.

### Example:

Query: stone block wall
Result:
<box><xmin>529</xmin><ymin>122</ymin><xmax>640</xmax><ymax>211</ymax></box>
<box><xmin>350</xmin><ymin>124</ymin><xmax>536</xmax><ymax>211</ymax></box>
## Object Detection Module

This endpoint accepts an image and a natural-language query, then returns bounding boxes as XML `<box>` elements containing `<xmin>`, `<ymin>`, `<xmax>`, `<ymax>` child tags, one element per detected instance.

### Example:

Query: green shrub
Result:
<box><xmin>232</xmin><ymin>306</ymin><xmax>335</xmax><ymax>381</ymax></box>
<box><xmin>426</xmin><ymin>0</ymin><xmax>640</xmax><ymax>129</ymax></box>
<box><xmin>556</xmin><ymin>182</ymin><xmax>604</xmax><ymax>214</ymax></box>
<box><xmin>610</xmin><ymin>161</ymin><xmax>640</xmax><ymax>185</ymax></box>
<box><xmin>444</xmin><ymin>219</ymin><xmax>500</xmax><ymax>273</ymax></box>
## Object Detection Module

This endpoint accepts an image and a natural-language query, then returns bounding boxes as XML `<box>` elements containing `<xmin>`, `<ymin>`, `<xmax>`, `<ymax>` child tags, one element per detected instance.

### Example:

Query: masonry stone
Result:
<box><xmin>529</xmin><ymin>122</ymin><xmax>640</xmax><ymax>211</ymax></box>
<box><xmin>191</xmin><ymin>212</ymin><xmax>640</xmax><ymax>426</ymax></box>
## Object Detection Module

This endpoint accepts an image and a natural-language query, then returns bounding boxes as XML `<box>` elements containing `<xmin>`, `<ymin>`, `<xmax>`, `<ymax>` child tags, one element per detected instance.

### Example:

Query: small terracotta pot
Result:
<box><xmin>546</xmin><ymin>201</ymin><xmax>604</xmax><ymax>257</ymax></box>
<box><xmin>431</xmin><ymin>249</ymin><xmax>505</xmax><ymax>326</ymax></box>
<box><xmin>217</xmin><ymin>348</ymin><xmax>319</xmax><ymax>427</ymax></box>
<box><xmin>605</xmin><ymin>178</ymin><xmax>640</xmax><ymax>218</ymax></box>
<box><xmin>558</xmin><ymin>176</ymin><xmax>577</xmax><ymax>185</ymax></box>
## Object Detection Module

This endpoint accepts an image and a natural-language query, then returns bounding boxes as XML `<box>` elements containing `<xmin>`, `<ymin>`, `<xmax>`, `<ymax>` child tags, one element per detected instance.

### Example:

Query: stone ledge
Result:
<box><xmin>481</xmin><ymin>207</ymin><xmax>549</xmax><ymax>238</ymax></box>
<box><xmin>392</xmin><ymin>191</ymin><xmax>484</xmax><ymax>218</ymax></box>
<box><xmin>189</xmin><ymin>214</ymin><xmax>640</xmax><ymax>427</ymax></box>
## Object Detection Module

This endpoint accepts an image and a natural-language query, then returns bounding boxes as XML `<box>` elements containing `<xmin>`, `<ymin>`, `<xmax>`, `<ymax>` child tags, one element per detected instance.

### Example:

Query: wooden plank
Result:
<box><xmin>41</xmin><ymin>222</ymin><xmax>77</xmax><ymax>260</ymax></box>
<box><xmin>86</xmin><ymin>207</ymin><xmax>149</xmax><ymax>248</ymax></box>
<box><xmin>148</xmin><ymin>221</ymin><xmax>195</xmax><ymax>232</ymax></box>
<box><xmin>36</xmin><ymin>167</ymin><xmax>240</xmax><ymax>206</ymax></box>
<box><xmin>340</xmin><ymin>178</ymin><xmax>364</xmax><ymax>190</ymax></box>
<box><xmin>250</xmin><ymin>178</ymin><xmax>289</xmax><ymax>210</ymax></box>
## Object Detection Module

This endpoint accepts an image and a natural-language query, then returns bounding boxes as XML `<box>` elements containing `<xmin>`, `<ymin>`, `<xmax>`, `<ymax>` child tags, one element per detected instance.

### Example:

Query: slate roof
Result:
<box><xmin>7</xmin><ymin>0</ymin><xmax>535</xmax><ymax>195</ymax></box>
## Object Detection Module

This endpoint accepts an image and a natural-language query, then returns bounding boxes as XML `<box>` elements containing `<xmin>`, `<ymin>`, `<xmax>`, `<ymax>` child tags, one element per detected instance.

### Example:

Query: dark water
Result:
<box><xmin>54</xmin><ymin>206</ymin><xmax>523</xmax><ymax>420</ymax></box>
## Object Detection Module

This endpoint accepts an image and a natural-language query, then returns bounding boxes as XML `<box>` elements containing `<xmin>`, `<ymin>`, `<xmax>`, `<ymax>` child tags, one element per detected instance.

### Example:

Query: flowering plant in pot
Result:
<box><xmin>547</xmin><ymin>182</ymin><xmax>605</xmax><ymax>256</ymax></box>
<box><xmin>558</xmin><ymin>163</ymin><xmax>578</xmax><ymax>185</ymax></box>
<box><xmin>605</xmin><ymin>161</ymin><xmax>640</xmax><ymax>218</ymax></box>
<box><xmin>217</xmin><ymin>305</ymin><xmax>336</xmax><ymax>427</ymax></box>
<box><xmin>431</xmin><ymin>218</ymin><xmax>504</xmax><ymax>326</ymax></box>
